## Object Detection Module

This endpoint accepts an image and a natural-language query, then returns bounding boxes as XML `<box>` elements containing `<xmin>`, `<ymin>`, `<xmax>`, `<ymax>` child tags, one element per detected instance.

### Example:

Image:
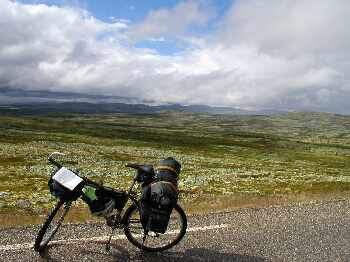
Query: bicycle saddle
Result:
<box><xmin>126</xmin><ymin>163</ymin><xmax>154</xmax><ymax>175</ymax></box>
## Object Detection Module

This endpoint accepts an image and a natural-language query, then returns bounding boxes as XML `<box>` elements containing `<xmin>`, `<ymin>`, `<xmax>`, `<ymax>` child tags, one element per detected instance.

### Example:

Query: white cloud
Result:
<box><xmin>219</xmin><ymin>0</ymin><xmax>350</xmax><ymax>56</ymax></box>
<box><xmin>147</xmin><ymin>37</ymin><xmax>166</xmax><ymax>42</ymax></box>
<box><xmin>1</xmin><ymin>0</ymin><xmax>350</xmax><ymax>113</ymax></box>
<box><xmin>209</xmin><ymin>0</ymin><xmax>350</xmax><ymax>112</ymax></box>
<box><xmin>126</xmin><ymin>0</ymin><xmax>214</xmax><ymax>42</ymax></box>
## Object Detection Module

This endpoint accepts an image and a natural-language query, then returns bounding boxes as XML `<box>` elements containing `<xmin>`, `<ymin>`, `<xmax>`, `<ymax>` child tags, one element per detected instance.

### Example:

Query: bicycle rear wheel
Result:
<box><xmin>124</xmin><ymin>203</ymin><xmax>187</xmax><ymax>252</ymax></box>
<box><xmin>34</xmin><ymin>199</ymin><xmax>72</xmax><ymax>252</ymax></box>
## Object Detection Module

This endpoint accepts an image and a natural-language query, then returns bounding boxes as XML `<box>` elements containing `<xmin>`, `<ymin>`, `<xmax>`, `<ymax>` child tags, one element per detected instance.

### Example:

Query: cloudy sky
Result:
<box><xmin>1</xmin><ymin>0</ymin><xmax>350</xmax><ymax>113</ymax></box>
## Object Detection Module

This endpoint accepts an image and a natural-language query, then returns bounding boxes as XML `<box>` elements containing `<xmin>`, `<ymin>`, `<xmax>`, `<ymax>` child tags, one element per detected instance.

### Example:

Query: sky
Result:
<box><xmin>1</xmin><ymin>0</ymin><xmax>350</xmax><ymax>113</ymax></box>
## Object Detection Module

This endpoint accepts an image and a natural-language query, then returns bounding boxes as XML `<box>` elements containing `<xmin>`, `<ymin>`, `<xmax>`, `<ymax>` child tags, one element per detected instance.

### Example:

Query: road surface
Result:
<box><xmin>0</xmin><ymin>199</ymin><xmax>350</xmax><ymax>261</ymax></box>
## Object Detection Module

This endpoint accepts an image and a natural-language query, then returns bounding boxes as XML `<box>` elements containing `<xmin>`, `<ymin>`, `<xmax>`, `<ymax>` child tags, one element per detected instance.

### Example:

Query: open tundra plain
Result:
<box><xmin>0</xmin><ymin>107</ymin><xmax>350</xmax><ymax>225</ymax></box>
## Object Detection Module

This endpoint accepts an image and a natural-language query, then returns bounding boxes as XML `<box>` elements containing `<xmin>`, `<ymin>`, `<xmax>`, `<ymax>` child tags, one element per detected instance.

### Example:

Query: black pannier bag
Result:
<box><xmin>82</xmin><ymin>186</ymin><xmax>128</xmax><ymax>217</ymax></box>
<box><xmin>96</xmin><ymin>187</ymin><xmax>128</xmax><ymax>211</ymax></box>
<box><xmin>140</xmin><ymin>157</ymin><xmax>181</xmax><ymax>234</ymax></box>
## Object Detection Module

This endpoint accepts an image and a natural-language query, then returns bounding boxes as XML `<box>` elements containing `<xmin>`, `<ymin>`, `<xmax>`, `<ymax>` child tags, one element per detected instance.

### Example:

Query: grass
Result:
<box><xmin>0</xmin><ymin>110</ymin><xmax>350</xmax><ymax>225</ymax></box>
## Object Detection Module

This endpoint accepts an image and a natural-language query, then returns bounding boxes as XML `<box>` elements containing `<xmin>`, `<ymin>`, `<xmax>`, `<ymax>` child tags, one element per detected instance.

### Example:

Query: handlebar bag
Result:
<box><xmin>49</xmin><ymin>167</ymin><xmax>84</xmax><ymax>201</ymax></box>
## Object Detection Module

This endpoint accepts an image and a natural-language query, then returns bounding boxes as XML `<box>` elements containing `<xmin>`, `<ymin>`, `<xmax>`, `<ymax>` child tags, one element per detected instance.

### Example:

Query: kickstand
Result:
<box><xmin>105</xmin><ymin>213</ymin><xmax>122</xmax><ymax>252</ymax></box>
<box><xmin>106</xmin><ymin>225</ymin><xmax>116</xmax><ymax>252</ymax></box>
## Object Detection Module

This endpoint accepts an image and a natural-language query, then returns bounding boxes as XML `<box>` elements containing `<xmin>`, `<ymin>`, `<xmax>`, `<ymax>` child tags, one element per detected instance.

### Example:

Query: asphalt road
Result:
<box><xmin>1</xmin><ymin>199</ymin><xmax>350</xmax><ymax>261</ymax></box>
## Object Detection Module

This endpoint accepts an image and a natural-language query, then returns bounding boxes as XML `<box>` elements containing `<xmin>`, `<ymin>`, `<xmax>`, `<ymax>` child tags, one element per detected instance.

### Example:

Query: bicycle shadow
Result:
<box><xmin>38</xmin><ymin>242</ymin><xmax>265</xmax><ymax>262</ymax></box>
<box><xmin>105</xmin><ymin>244</ymin><xmax>266</xmax><ymax>262</ymax></box>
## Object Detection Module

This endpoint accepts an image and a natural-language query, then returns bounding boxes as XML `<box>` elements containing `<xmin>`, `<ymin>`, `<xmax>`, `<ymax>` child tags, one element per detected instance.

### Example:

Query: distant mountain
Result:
<box><xmin>0</xmin><ymin>88</ymin><xmax>285</xmax><ymax>115</ymax></box>
<box><xmin>0</xmin><ymin>101</ymin><xmax>287</xmax><ymax>115</ymax></box>
<box><xmin>0</xmin><ymin>87</ymin><xmax>137</xmax><ymax>104</ymax></box>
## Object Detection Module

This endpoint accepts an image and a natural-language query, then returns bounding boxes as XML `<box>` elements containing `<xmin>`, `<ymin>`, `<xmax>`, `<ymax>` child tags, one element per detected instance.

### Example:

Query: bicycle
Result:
<box><xmin>34</xmin><ymin>152</ymin><xmax>187</xmax><ymax>253</ymax></box>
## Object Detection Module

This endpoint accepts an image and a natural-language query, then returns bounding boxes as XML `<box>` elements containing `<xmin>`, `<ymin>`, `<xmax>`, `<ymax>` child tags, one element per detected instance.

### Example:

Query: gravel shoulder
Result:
<box><xmin>1</xmin><ymin>199</ymin><xmax>350</xmax><ymax>261</ymax></box>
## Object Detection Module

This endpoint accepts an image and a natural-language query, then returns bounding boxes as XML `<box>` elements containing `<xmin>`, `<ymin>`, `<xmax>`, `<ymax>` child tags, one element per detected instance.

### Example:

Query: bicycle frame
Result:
<box><xmin>48</xmin><ymin>152</ymin><xmax>141</xmax><ymax>223</ymax></box>
<box><xmin>82</xmin><ymin>176</ymin><xmax>140</xmax><ymax>222</ymax></box>
<box><xmin>47</xmin><ymin>152</ymin><xmax>145</xmax><ymax>251</ymax></box>
<box><xmin>36</xmin><ymin>152</ymin><xmax>187</xmax><ymax>253</ymax></box>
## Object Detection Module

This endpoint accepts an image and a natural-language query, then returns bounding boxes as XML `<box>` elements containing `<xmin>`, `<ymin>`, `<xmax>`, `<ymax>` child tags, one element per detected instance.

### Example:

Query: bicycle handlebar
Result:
<box><xmin>48</xmin><ymin>157</ymin><xmax>62</xmax><ymax>168</ymax></box>
<box><xmin>47</xmin><ymin>152</ymin><xmax>137</xmax><ymax>193</ymax></box>
<box><xmin>48</xmin><ymin>152</ymin><xmax>65</xmax><ymax>168</ymax></box>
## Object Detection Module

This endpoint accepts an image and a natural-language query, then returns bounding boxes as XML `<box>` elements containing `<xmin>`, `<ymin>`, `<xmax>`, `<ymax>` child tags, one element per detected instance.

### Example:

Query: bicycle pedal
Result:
<box><xmin>106</xmin><ymin>217</ymin><xmax>114</xmax><ymax>227</ymax></box>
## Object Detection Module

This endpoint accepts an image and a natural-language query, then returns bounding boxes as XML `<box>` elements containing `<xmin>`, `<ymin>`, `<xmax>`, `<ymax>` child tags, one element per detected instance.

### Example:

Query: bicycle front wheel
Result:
<box><xmin>34</xmin><ymin>199</ymin><xmax>72</xmax><ymax>252</ymax></box>
<box><xmin>124</xmin><ymin>203</ymin><xmax>187</xmax><ymax>252</ymax></box>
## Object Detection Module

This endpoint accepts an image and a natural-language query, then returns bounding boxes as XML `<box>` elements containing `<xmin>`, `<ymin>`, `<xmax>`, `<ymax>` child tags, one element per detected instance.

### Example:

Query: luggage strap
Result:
<box><xmin>154</xmin><ymin>165</ymin><xmax>178</xmax><ymax>175</ymax></box>
<box><xmin>151</xmin><ymin>181</ymin><xmax>178</xmax><ymax>193</ymax></box>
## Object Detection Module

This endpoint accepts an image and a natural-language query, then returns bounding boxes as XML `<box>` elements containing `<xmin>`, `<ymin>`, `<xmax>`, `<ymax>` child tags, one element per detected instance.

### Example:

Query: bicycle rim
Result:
<box><xmin>34</xmin><ymin>200</ymin><xmax>71</xmax><ymax>252</ymax></box>
<box><xmin>124</xmin><ymin>204</ymin><xmax>187</xmax><ymax>252</ymax></box>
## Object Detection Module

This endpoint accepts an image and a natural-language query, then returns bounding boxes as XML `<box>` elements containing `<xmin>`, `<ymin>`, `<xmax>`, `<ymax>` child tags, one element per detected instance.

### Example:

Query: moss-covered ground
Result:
<box><xmin>0</xmin><ymin>110</ymin><xmax>349</xmax><ymax>225</ymax></box>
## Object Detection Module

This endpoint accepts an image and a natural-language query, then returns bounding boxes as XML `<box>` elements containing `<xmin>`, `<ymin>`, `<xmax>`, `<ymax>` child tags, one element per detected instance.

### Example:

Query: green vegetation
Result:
<box><xmin>0</xmin><ymin>110</ymin><xmax>350</xmax><ymax>224</ymax></box>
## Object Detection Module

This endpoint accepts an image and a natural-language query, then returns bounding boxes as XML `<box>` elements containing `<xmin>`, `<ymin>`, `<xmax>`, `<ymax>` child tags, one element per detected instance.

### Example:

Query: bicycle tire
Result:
<box><xmin>123</xmin><ymin>203</ymin><xmax>187</xmax><ymax>252</ymax></box>
<box><xmin>34</xmin><ymin>199</ymin><xmax>71</xmax><ymax>252</ymax></box>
